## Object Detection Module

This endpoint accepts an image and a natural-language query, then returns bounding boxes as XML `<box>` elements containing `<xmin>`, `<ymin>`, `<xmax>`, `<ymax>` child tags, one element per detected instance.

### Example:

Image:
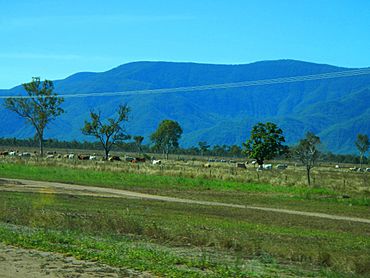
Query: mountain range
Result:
<box><xmin>1</xmin><ymin>59</ymin><xmax>369</xmax><ymax>154</ymax></box>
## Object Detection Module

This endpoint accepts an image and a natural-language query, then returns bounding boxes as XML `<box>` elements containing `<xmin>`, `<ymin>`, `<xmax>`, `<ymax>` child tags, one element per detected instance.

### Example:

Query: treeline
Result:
<box><xmin>0</xmin><ymin>137</ymin><xmax>367</xmax><ymax>164</ymax></box>
<box><xmin>0</xmin><ymin>137</ymin><xmax>243</xmax><ymax>157</ymax></box>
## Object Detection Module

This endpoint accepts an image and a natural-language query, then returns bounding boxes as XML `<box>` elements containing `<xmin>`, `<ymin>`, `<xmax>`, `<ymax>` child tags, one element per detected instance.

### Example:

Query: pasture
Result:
<box><xmin>0</xmin><ymin>150</ymin><xmax>369</xmax><ymax>277</ymax></box>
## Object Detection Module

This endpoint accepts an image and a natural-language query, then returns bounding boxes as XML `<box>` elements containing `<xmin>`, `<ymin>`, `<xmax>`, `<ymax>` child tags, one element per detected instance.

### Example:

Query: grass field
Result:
<box><xmin>0</xmin><ymin>157</ymin><xmax>369</xmax><ymax>277</ymax></box>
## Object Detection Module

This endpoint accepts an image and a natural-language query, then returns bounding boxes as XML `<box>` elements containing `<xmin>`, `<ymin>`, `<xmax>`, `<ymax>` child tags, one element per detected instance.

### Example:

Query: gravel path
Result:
<box><xmin>1</xmin><ymin>178</ymin><xmax>370</xmax><ymax>224</ymax></box>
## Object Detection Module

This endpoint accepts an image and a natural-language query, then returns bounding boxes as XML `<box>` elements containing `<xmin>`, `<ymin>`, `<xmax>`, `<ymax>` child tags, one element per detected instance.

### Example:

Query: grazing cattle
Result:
<box><xmin>335</xmin><ymin>165</ymin><xmax>340</xmax><ymax>169</ymax></box>
<box><xmin>152</xmin><ymin>159</ymin><xmax>161</xmax><ymax>165</ymax></box>
<box><xmin>365</xmin><ymin>168</ymin><xmax>370</xmax><ymax>172</ymax></box>
<box><xmin>68</xmin><ymin>154</ymin><xmax>75</xmax><ymax>159</ymax></box>
<box><xmin>208</xmin><ymin>159</ymin><xmax>215</xmax><ymax>162</ymax></box>
<box><xmin>9</xmin><ymin>151</ymin><xmax>17</xmax><ymax>156</ymax></box>
<box><xmin>46</xmin><ymin>151</ymin><xmax>56</xmax><ymax>155</ymax></box>
<box><xmin>132</xmin><ymin>157</ymin><xmax>146</xmax><ymax>163</ymax></box>
<box><xmin>124</xmin><ymin>156</ymin><xmax>134</xmax><ymax>162</ymax></box>
<box><xmin>109</xmin><ymin>156</ymin><xmax>121</xmax><ymax>162</ymax></box>
<box><xmin>78</xmin><ymin>154</ymin><xmax>90</xmax><ymax>160</ymax></box>
<box><xmin>19</xmin><ymin>152</ymin><xmax>31</xmax><ymax>157</ymax></box>
<box><xmin>349</xmin><ymin>167</ymin><xmax>358</xmax><ymax>172</ymax></box>
<box><xmin>262</xmin><ymin>164</ymin><xmax>272</xmax><ymax>170</ymax></box>
<box><xmin>0</xmin><ymin>151</ymin><xmax>9</xmax><ymax>156</ymax></box>
<box><xmin>203</xmin><ymin>163</ymin><xmax>211</xmax><ymax>168</ymax></box>
<box><xmin>276</xmin><ymin>164</ymin><xmax>288</xmax><ymax>170</ymax></box>
<box><xmin>46</xmin><ymin>154</ymin><xmax>54</xmax><ymax>159</ymax></box>
<box><xmin>236</xmin><ymin>162</ymin><xmax>246</xmax><ymax>169</ymax></box>
<box><xmin>89</xmin><ymin>155</ymin><xmax>97</xmax><ymax>160</ymax></box>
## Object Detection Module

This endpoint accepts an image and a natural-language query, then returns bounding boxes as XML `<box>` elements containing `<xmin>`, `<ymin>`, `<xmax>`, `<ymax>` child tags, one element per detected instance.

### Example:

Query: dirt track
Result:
<box><xmin>1</xmin><ymin>178</ymin><xmax>370</xmax><ymax>224</ymax></box>
<box><xmin>0</xmin><ymin>242</ymin><xmax>151</xmax><ymax>278</ymax></box>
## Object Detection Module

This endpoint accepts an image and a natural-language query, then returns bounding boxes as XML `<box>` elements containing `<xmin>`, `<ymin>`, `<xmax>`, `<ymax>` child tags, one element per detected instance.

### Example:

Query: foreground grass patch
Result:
<box><xmin>0</xmin><ymin>191</ymin><xmax>369</xmax><ymax>277</ymax></box>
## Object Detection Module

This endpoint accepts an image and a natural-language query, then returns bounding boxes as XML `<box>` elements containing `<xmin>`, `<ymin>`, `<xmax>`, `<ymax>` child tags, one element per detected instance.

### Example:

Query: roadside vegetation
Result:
<box><xmin>0</xmin><ymin>156</ymin><xmax>369</xmax><ymax>277</ymax></box>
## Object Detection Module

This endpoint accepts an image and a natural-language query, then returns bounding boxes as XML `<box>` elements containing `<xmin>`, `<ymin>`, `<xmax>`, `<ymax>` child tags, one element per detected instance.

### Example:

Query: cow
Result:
<box><xmin>78</xmin><ymin>154</ymin><xmax>90</xmax><ymax>160</ymax></box>
<box><xmin>366</xmin><ymin>168</ymin><xmax>370</xmax><ymax>172</ymax></box>
<box><xmin>46</xmin><ymin>154</ymin><xmax>55</xmax><ymax>159</ymax></box>
<box><xmin>89</xmin><ymin>155</ymin><xmax>97</xmax><ymax>160</ymax></box>
<box><xmin>276</xmin><ymin>164</ymin><xmax>288</xmax><ymax>170</ymax></box>
<box><xmin>19</xmin><ymin>152</ymin><xmax>31</xmax><ymax>158</ymax></box>
<box><xmin>263</xmin><ymin>164</ymin><xmax>272</xmax><ymax>170</ymax></box>
<box><xmin>236</xmin><ymin>162</ymin><xmax>246</xmax><ymax>169</ymax></box>
<box><xmin>109</xmin><ymin>156</ymin><xmax>121</xmax><ymax>162</ymax></box>
<box><xmin>132</xmin><ymin>157</ymin><xmax>146</xmax><ymax>163</ymax></box>
<box><xmin>124</xmin><ymin>156</ymin><xmax>135</xmax><ymax>162</ymax></box>
<box><xmin>203</xmin><ymin>163</ymin><xmax>211</xmax><ymax>168</ymax></box>
<box><xmin>9</xmin><ymin>151</ymin><xmax>17</xmax><ymax>156</ymax></box>
<box><xmin>335</xmin><ymin>165</ymin><xmax>340</xmax><ymax>169</ymax></box>
<box><xmin>349</xmin><ymin>167</ymin><xmax>358</xmax><ymax>172</ymax></box>
<box><xmin>0</xmin><ymin>151</ymin><xmax>9</xmax><ymax>156</ymax></box>
<box><xmin>152</xmin><ymin>159</ymin><xmax>161</xmax><ymax>165</ymax></box>
<box><xmin>68</xmin><ymin>154</ymin><xmax>75</xmax><ymax>159</ymax></box>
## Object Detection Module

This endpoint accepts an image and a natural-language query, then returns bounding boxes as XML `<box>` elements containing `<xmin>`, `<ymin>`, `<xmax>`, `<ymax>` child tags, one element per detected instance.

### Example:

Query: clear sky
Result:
<box><xmin>1</xmin><ymin>0</ymin><xmax>369</xmax><ymax>89</ymax></box>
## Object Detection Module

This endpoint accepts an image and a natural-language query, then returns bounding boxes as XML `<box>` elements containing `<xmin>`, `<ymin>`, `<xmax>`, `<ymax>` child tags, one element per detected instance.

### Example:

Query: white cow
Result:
<box><xmin>262</xmin><ymin>164</ymin><xmax>272</xmax><ymax>170</ymax></box>
<box><xmin>152</xmin><ymin>159</ymin><xmax>161</xmax><ymax>165</ymax></box>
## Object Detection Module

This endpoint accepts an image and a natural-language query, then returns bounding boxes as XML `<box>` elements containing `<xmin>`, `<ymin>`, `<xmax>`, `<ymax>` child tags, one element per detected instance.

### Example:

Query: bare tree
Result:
<box><xmin>295</xmin><ymin>132</ymin><xmax>321</xmax><ymax>186</ymax></box>
<box><xmin>82</xmin><ymin>105</ymin><xmax>130</xmax><ymax>160</ymax></box>
<box><xmin>4</xmin><ymin>77</ymin><xmax>64</xmax><ymax>157</ymax></box>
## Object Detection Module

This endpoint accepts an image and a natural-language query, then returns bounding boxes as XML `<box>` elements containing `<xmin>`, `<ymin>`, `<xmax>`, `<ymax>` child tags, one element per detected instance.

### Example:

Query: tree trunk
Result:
<box><xmin>360</xmin><ymin>154</ymin><xmax>363</xmax><ymax>169</ymax></box>
<box><xmin>38</xmin><ymin>133</ymin><xmax>44</xmax><ymax>157</ymax></box>
<box><xmin>307</xmin><ymin>167</ymin><xmax>311</xmax><ymax>186</ymax></box>
<box><xmin>104</xmin><ymin>148</ymin><xmax>109</xmax><ymax>160</ymax></box>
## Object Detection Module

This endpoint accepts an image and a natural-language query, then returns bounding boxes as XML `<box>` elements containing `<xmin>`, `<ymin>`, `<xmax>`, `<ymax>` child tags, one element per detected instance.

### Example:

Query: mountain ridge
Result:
<box><xmin>1</xmin><ymin>59</ymin><xmax>369</xmax><ymax>154</ymax></box>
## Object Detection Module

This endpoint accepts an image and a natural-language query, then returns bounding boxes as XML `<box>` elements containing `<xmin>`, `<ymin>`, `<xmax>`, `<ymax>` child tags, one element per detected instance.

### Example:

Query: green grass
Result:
<box><xmin>0</xmin><ymin>159</ymin><xmax>369</xmax><ymax>276</ymax></box>
<box><xmin>0</xmin><ymin>191</ymin><xmax>369</xmax><ymax>277</ymax></box>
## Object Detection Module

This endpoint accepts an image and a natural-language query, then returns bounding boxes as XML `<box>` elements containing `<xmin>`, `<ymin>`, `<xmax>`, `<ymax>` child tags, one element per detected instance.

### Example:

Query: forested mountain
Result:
<box><xmin>1</xmin><ymin>59</ymin><xmax>369</xmax><ymax>154</ymax></box>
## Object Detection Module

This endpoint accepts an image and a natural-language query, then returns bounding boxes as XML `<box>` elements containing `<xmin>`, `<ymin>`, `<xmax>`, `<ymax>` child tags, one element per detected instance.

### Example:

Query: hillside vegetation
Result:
<box><xmin>1</xmin><ymin>59</ymin><xmax>370</xmax><ymax>153</ymax></box>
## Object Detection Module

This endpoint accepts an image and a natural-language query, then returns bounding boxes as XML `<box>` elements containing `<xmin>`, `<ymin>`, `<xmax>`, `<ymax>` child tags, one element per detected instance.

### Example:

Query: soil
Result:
<box><xmin>0</xmin><ymin>242</ymin><xmax>152</xmax><ymax>278</ymax></box>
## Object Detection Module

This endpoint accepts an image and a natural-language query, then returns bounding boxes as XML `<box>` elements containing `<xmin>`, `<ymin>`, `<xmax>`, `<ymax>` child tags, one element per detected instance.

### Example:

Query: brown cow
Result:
<box><xmin>109</xmin><ymin>156</ymin><xmax>121</xmax><ymax>162</ymax></box>
<box><xmin>78</xmin><ymin>154</ymin><xmax>90</xmax><ymax>160</ymax></box>
<box><xmin>132</xmin><ymin>157</ymin><xmax>146</xmax><ymax>163</ymax></box>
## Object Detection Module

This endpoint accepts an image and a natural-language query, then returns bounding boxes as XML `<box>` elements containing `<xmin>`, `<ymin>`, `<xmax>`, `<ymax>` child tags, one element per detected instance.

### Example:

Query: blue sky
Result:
<box><xmin>1</xmin><ymin>0</ymin><xmax>369</xmax><ymax>89</ymax></box>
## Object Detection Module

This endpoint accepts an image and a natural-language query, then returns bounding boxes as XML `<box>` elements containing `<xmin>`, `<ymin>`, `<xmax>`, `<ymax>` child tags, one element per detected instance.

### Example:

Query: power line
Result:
<box><xmin>1</xmin><ymin>67</ymin><xmax>370</xmax><ymax>99</ymax></box>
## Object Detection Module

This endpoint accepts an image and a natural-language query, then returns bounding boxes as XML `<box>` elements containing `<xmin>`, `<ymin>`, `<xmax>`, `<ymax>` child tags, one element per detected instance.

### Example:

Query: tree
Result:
<box><xmin>133</xmin><ymin>135</ymin><xmax>144</xmax><ymax>154</ymax></box>
<box><xmin>243</xmin><ymin>122</ymin><xmax>286</xmax><ymax>167</ymax></box>
<box><xmin>355</xmin><ymin>134</ymin><xmax>369</xmax><ymax>169</ymax></box>
<box><xmin>150</xmin><ymin>120</ymin><xmax>183</xmax><ymax>159</ymax></box>
<box><xmin>198</xmin><ymin>141</ymin><xmax>210</xmax><ymax>156</ymax></box>
<box><xmin>295</xmin><ymin>132</ymin><xmax>321</xmax><ymax>186</ymax></box>
<box><xmin>4</xmin><ymin>77</ymin><xmax>64</xmax><ymax>157</ymax></box>
<box><xmin>229</xmin><ymin>145</ymin><xmax>242</xmax><ymax>157</ymax></box>
<box><xmin>81</xmin><ymin>105</ymin><xmax>130</xmax><ymax>160</ymax></box>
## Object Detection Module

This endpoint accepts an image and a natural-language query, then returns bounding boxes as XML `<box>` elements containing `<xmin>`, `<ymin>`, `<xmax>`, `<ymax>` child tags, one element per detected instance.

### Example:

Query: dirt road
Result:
<box><xmin>0</xmin><ymin>242</ymin><xmax>151</xmax><ymax>278</ymax></box>
<box><xmin>1</xmin><ymin>178</ymin><xmax>369</xmax><ymax>224</ymax></box>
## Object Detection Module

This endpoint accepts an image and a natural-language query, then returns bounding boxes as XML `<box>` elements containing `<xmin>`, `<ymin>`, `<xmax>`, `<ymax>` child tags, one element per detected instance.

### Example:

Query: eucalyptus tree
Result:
<box><xmin>82</xmin><ymin>105</ymin><xmax>130</xmax><ymax>160</ymax></box>
<box><xmin>4</xmin><ymin>77</ymin><xmax>64</xmax><ymax>156</ymax></box>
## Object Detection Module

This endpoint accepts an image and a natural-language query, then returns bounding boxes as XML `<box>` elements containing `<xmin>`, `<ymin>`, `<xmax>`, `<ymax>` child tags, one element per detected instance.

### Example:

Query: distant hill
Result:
<box><xmin>1</xmin><ymin>59</ymin><xmax>369</xmax><ymax>154</ymax></box>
